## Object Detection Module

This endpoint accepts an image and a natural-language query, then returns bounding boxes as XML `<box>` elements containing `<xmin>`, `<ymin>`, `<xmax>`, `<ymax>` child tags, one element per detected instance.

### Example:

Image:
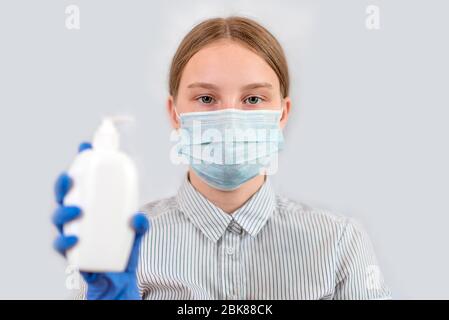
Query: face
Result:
<box><xmin>167</xmin><ymin>39</ymin><xmax>291</xmax><ymax>129</ymax></box>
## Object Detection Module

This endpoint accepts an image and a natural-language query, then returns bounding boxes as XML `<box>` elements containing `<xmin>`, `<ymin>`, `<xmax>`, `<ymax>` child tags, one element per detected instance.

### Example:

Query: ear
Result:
<box><xmin>167</xmin><ymin>95</ymin><xmax>180</xmax><ymax>129</ymax></box>
<box><xmin>279</xmin><ymin>96</ymin><xmax>291</xmax><ymax>129</ymax></box>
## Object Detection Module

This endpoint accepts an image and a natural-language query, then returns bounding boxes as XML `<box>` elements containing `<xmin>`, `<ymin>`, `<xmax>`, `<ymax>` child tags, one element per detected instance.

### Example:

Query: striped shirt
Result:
<box><xmin>76</xmin><ymin>175</ymin><xmax>391</xmax><ymax>300</ymax></box>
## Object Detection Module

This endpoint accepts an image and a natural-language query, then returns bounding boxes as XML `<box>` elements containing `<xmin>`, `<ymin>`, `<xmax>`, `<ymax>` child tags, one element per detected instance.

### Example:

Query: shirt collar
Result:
<box><xmin>176</xmin><ymin>174</ymin><xmax>276</xmax><ymax>243</ymax></box>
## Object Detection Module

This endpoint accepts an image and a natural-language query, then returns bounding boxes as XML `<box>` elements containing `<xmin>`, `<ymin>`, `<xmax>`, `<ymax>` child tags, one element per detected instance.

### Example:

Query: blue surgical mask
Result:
<box><xmin>174</xmin><ymin>108</ymin><xmax>284</xmax><ymax>191</ymax></box>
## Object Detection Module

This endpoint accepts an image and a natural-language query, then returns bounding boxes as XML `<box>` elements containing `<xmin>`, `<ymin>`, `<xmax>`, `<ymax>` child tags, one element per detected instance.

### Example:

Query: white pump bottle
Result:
<box><xmin>63</xmin><ymin>116</ymin><xmax>139</xmax><ymax>272</ymax></box>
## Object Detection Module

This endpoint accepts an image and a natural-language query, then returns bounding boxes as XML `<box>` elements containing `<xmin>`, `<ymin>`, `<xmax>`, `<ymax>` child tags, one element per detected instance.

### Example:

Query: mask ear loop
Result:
<box><xmin>174</xmin><ymin>107</ymin><xmax>181</xmax><ymax>120</ymax></box>
<box><xmin>277</xmin><ymin>105</ymin><xmax>284</xmax><ymax>123</ymax></box>
<box><xmin>173</xmin><ymin>107</ymin><xmax>182</xmax><ymax>134</ymax></box>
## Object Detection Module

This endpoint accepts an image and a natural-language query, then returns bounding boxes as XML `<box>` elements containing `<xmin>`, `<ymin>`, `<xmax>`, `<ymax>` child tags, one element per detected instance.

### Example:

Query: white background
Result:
<box><xmin>0</xmin><ymin>0</ymin><xmax>447</xmax><ymax>299</ymax></box>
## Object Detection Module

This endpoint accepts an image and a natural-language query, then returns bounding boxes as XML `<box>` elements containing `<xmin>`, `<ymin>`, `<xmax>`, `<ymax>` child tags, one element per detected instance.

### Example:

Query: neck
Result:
<box><xmin>188</xmin><ymin>169</ymin><xmax>266</xmax><ymax>214</ymax></box>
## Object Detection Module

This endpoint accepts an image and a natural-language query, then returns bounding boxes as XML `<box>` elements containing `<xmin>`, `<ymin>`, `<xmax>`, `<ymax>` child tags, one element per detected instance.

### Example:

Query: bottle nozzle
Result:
<box><xmin>92</xmin><ymin>114</ymin><xmax>136</xmax><ymax>150</ymax></box>
<box><xmin>108</xmin><ymin>114</ymin><xmax>136</xmax><ymax>125</ymax></box>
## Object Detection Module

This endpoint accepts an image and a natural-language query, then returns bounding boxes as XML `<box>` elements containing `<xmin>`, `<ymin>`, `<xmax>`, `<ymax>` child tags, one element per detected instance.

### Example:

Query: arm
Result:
<box><xmin>52</xmin><ymin>142</ymin><xmax>150</xmax><ymax>300</ymax></box>
<box><xmin>333</xmin><ymin>217</ymin><xmax>391</xmax><ymax>300</ymax></box>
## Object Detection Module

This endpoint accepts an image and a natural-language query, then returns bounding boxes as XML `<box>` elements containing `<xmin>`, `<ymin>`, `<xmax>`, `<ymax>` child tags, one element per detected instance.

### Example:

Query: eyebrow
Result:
<box><xmin>187</xmin><ymin>82</ymin><xmax>273</xmax><ymax>90</ymax></box>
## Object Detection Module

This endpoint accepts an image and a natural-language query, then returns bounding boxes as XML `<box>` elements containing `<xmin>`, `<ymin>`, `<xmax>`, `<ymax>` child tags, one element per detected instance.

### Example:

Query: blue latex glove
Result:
<box><xmin>52</xmin><ymin>142</ymin><xmax>149</xmax><ymax>300</ymax></box>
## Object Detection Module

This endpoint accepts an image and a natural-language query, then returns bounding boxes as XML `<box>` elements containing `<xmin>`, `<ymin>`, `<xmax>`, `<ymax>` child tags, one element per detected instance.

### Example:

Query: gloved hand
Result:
<box><xmin>52</xmin><ymin>142</ymin><xmax>149</xmax><ymax>300</ymax></box>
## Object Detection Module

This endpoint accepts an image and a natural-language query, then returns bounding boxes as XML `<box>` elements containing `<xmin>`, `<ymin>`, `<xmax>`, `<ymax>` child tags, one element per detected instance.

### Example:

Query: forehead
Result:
<box><xmin>179</xmin><ymin>39</ymin><xmax>280</xmax><ymax>90</ymax></box>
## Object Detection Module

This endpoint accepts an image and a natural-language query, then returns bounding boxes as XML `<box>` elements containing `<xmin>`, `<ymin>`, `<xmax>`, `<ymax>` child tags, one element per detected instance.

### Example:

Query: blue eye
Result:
<box><xmin>197</xmin><ymin>96</ymin><xmax>215</xmax><ymax>104</ymax></box>
<box><xmin>245</xmin><ymin>96</ymin><xmax>263</xmax><ymax>105</ymax></box>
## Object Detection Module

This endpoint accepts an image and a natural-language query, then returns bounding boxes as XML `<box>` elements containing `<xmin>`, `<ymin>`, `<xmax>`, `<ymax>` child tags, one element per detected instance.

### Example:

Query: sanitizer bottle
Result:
<box><xmin>63</xmin><ymin>116</ymin><xmax>139</xmax><ymax>272</ymax></box>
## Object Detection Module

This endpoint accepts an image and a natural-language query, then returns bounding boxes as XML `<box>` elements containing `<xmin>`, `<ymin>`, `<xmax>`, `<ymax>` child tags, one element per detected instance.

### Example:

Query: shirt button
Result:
<box><xmin>226</xmin><ymin>246</ymin><xmax>235</xmax><ymax>255</ymax></box>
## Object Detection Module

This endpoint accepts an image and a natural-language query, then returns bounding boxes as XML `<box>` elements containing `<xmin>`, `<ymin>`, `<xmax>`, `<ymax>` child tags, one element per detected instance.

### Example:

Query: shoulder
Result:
<box><xmin>274</xmin><ymin>194</ymin><xmax>366</xmax><ymax>242</ymax></box>
<box><xmin>138</xmin><ymin>196</ymin><xmax>184</xmax><ymax>223</ymax></box>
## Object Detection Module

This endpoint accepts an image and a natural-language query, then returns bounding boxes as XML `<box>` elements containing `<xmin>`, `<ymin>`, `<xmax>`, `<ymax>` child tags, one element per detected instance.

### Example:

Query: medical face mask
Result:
<box><xmin>173</xmin><ymin>108</ymin><xmax>284</xmax><ymax>191</ymax></box>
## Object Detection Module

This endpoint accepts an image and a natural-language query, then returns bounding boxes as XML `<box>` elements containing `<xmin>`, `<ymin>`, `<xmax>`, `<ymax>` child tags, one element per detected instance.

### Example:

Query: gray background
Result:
<box><xmin>0</xmin><ymin>0</ymin><xmax>447</xmax><ymax>299</ymax></box>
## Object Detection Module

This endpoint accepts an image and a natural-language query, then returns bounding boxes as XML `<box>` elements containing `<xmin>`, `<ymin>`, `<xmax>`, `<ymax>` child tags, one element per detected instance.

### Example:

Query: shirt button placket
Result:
<box><xmin>222</xmin><ymin>221</ymin><xmax>242</xmax><ymax>300</ymax></box>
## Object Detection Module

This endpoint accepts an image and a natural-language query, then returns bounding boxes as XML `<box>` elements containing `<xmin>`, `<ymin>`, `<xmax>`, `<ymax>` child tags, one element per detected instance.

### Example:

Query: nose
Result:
<box><xmin>220</xmin><ymin>97</ymin><xmax>243</xmax><ymax>110</ymax></box>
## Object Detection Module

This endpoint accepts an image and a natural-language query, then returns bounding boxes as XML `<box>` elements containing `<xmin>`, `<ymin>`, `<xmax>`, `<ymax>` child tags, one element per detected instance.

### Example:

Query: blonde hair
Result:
<box><xmin>169</xmin><ymin>16</ymin><xmax>290</xmax><ymax>102</ymax></box>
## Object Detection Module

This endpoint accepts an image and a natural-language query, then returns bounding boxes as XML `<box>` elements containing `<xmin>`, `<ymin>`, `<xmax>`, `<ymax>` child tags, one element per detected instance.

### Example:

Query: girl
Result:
<box><xmin>53</xmin><ymin>16</ymin><xmax>391</xmax><ymax>300</ymax></box>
